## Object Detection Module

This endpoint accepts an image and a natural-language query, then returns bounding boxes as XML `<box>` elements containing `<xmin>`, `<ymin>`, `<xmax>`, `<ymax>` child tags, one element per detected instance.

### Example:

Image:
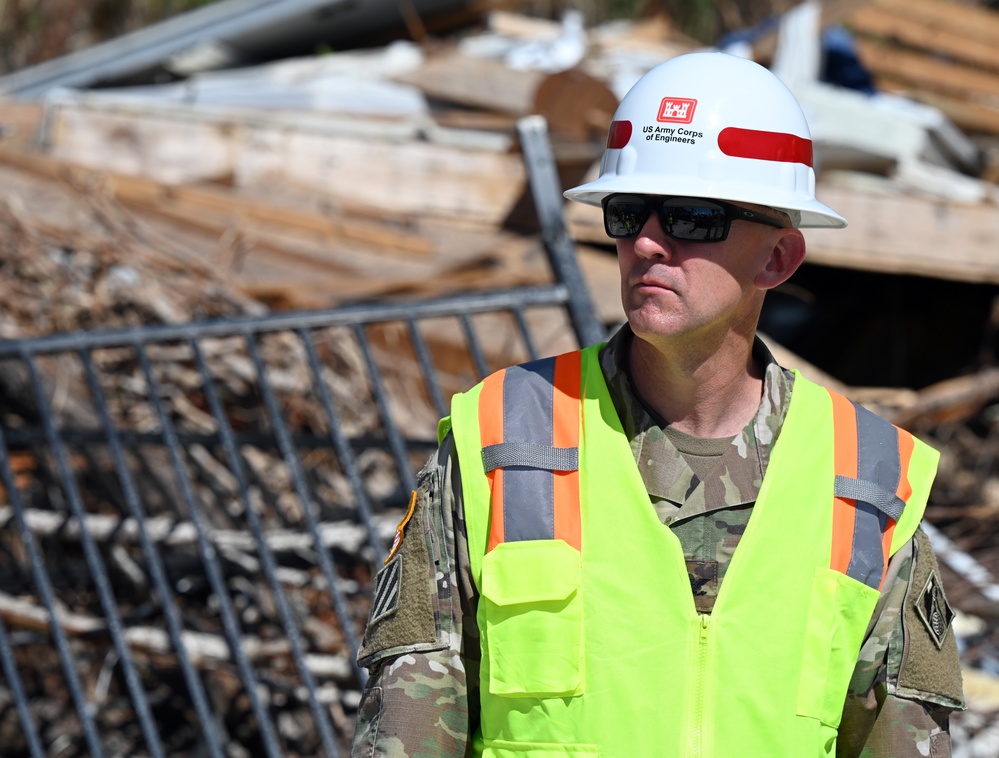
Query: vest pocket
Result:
<box><xmin>480</xmin><ymin>539</ymin><xmax>583</xmax><ymax>697</ymax></box>
<box><xmin>796</xmin><ymin>566</ymin><xmax>879</xmax><ymax>727</ymax></box>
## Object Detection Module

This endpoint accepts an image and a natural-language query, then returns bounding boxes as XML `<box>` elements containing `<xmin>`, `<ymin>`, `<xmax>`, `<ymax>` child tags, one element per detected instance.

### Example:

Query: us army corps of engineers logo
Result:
<box><xmin>657</xmin><ymin>97</ymin><xmax>696</xmax><ymax>123</ymax></box>
<box><xmin>916</xmin><ymin>572</ymin><xmax>955</xmax><ymax>649</ymax></box>
<box><xmin>645</xmin><ymin>97</ymin><xmax>703</xmax><ymax>145</ymax></box>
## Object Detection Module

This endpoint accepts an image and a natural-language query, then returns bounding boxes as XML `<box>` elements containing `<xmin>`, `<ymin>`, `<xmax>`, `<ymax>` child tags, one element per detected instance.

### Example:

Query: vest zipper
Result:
<box><xmin>689</xmin><ymin>613</ymin><xmax>711</xmax><ymax>757</ymax></box>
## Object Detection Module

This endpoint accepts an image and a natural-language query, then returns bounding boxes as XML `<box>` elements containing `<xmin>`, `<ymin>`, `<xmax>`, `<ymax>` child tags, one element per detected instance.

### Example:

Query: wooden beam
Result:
<box><xmin>848</xmin><ymin>5</ymin><xmax>999</xmax><ymax>74</ymax></box>
<box><xmin>805</xmin><ymin>184</ymin><xmax>999</xmax><ymax>285</ymax></box>
<box><xmin>855</xmin><ymin>38</ymin><xmax>999</xmax><ymax>99</ymax></box>
<box><xmin>870</xmin><ymin>0</ymin><xmax>999</xmax><ymax>48</ymax></box>
<box><xmin>47</xmin><ymin>100</ymin><xmax>527</xmax><ymax>228</ymax></box>
<box><xmin>393</xmin><ymin>49</ymin><xmax>545</xmax><ymax>115</ymax></box>
<box><xmin>0</xmin><ymin>146</ymin><xmax>435</xmax><ymax>258</ymax></box>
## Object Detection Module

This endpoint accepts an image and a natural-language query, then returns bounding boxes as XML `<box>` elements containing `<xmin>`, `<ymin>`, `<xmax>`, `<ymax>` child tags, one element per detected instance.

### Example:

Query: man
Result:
<box><xmin>351</xmin><ymin>52</ymin><xmax>965</xmax><ymax>757</ymax></box>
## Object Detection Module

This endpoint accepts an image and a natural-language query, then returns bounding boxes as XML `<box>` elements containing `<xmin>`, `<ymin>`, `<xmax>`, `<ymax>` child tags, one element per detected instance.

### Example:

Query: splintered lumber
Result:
<box><xmin>238</xmin><ymin>125</ymin><xmax>525</xmax><ymax>227</ymax></box>
<box><xmin>45</xmin><ymin>97</ymin><xmax>528</xmax><ymax>227</ymax></box>
<box><xmin>866</xmin><ymin>0</ymin><xmax>999</xmax><ymax>49</ymax></box>
<box><xmin>847</xmin><ymin>5</ymin><xmax>999</xmax><ymax>75</ymax></box>
<box><xmin>854</xmin><ymin>39</ymin><xmax>999</xmax><ymax>101</ymax></box>
<box><xmin>392</xmin><ymin>49</ymin><xmax>546</xmax><ymax>115</ymax></box>
<box><xmin>0</xmin><ymin>139</ymin><xmax>578</xmax><ymax>319</ymax></box>
<box><xmin>0</xmin><ymin>143</ymin><xmax>553</xmax><ymax>310</ymax></box>
<box><xmin>0</xmin><ymin>588</ymin><xmax>353</xmax><ymax>678</ymax></box>
<box><xmin>393</xmin><ymin>50</ymin><xmax>616</xmax><ymax>140</ymax></box>
<box><xmin>841</xmin><ymin>0</ymin><xmax>999</xmax><ymax>136</ymax></box>
<box><xmin>884</xmin><ymin>367</ymin><xmax>999</xmax><ymax>430</ymax></box>
<box><xmin>0</xmin><ymin>146</ymin><xmax>416</xmax><ymax>307</ymax></box>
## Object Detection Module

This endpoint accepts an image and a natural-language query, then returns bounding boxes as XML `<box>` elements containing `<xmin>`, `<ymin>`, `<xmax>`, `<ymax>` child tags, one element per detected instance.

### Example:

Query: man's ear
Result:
<box><xmin>755</xmin><ymin>228</ymin><xmax>806</xmax><ymax>291</ymax></box>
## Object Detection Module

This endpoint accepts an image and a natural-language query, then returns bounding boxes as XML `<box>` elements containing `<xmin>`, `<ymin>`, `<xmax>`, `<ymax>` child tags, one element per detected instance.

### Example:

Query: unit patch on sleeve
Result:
<box><xmin>368</xmin><ymin>554</ymin><xmax>402</xmax><ymax>626</ymax></box>
<box><xmin>916</xmin><ymin>571</ymin><xmax>955</xmax><ymax>650</ymax></box>
<box><xmin>897</xmin><ymin>529</ymin><xmax>965</xmax><ymax>709</ymax></box>
<box><xmin>356</xmin><ymin>478</ymin><xmax>442</xmax><ymax>667</ymax></box>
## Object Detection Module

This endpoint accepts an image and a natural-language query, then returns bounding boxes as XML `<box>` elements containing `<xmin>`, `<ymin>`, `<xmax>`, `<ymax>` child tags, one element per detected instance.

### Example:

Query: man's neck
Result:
<box><xmin>627</xmin><ymin>328</ymin><xmax>764</xmax><ymax>439</ymax></box>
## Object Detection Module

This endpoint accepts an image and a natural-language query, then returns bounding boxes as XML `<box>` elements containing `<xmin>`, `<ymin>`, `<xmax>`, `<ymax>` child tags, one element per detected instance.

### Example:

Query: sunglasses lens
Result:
<box><xmin>604</xmin><ymin>195</ymin><xmax>650</xmax><ymax>238</ymax></box>
<box><xmin>604</xmin><ymin>195</ymin><xmax>730</xmax><ymax>241</ymax></box>
<box><xmin>661</xmin><ymin>201</ymin><xmax>727</xmax><ymax>241</ymax></box>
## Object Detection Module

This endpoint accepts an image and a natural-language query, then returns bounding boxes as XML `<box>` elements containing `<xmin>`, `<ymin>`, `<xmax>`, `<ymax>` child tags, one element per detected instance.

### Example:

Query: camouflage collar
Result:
<box><xmin>599</xmin><ymin>325</ymin><xmax>794</xmax><ymax>519</ymax></box>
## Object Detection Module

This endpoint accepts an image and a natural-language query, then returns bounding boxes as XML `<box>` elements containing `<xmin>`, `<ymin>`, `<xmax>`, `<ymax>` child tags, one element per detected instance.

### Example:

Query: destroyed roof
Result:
<box><xmin>0</xmin><ymin>0</ymin><xmax>472</xmax><ymax>99</ymax></box>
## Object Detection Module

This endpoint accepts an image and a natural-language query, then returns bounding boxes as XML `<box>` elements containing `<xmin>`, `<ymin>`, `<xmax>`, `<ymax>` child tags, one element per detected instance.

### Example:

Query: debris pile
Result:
<box><xmin>0</xmin><ymin>0</ymin><xmax>997</xmax><ymax>754</ymax></box>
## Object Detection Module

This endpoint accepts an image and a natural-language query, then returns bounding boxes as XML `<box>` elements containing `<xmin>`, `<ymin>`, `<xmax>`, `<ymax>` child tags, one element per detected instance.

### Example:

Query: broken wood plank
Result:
<box><xmin>45</xmin><ymin>97</ymin><xmax>528</xmax><ymax>227</ymax></box>
<box><xmin>884</xmin><ymin>366</ymin><xmax>999</xmax><ymax>429</ymax></box>
<box><xmin>485</xmin><ymin>9</ymin><xmax>564</xmax><ymax>39</ymax></box>
<box><xmin>0</xmin><ymin>145</ymin><xmax>435</xmax><ymax>258</ymax></box>
<box><xmin>392</xmin><ymin>49</ymin><xmax>546</xmax><ymax>115</ymax></box>
<box><xmin>855</xmin><ymin>38</ymin><xmax>999</xmax><ymax>100</ymax></box>
<box><xmin>804</xmin><ymin>183</ymin><xmax>999</xmax><ymax>285</ymax></box>
<box><xmin>870</xmin><ymin>0</ymin><xmax>999</xmax><ymax>49</ymax></box>
<box><xmin>0</xmin><ymin>588</ymin><xmax>353</xmax><ymax>678</ymax></box>
<box><xmin>848</xmin><ymin>5</ymin><xmax>999</xmax><ymax>75</ymax></box>
<box><xmin>393</xmin><ymin>44</ymin><xmax>616</xmax><ymax>141</ymax></box>
<box><xmin>235</xmin><ymin>122</ymin><xmax>528</xmax><ymax>227</ymax></box>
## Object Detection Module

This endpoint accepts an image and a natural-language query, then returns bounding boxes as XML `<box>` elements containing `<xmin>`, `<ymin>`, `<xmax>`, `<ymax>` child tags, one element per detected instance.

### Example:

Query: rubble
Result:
<box><xmin>0</xmin><ymin>0</ymin><xmax>998</xmax><ymax>754</ymax></box>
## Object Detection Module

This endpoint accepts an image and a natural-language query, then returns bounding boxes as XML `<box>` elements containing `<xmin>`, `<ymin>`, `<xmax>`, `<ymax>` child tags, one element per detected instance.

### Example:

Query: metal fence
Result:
<box><xmin>0</xmin><ymin>117</ymin><xmax>605</xmax><ymax>757</ymax></box>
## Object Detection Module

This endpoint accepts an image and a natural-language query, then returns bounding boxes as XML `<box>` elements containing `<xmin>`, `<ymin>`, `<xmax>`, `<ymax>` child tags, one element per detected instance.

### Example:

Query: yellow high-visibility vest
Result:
<box><xmin>441</xmin><ymin>344</ymin><xmax>937</xmax><ymax>757</ymax></box>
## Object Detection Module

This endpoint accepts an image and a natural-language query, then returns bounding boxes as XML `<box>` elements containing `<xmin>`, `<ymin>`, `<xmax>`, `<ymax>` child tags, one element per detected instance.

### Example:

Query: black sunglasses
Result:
<box><xmin>602</xmin><ymin>194</ymin><xmax>786</xmax><ymax>242</ymax></box>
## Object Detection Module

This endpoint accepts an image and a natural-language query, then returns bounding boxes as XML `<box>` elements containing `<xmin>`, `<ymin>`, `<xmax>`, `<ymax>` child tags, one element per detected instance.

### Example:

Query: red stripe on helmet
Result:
<box><xmin>718</xmin><ymin>127</ymin><xmax>813</xmax><ymax>167</ymax></box>
<box><xmin>607</xmin><ymin>120</ymin><xmax>632</xmax><ymax>149</ymax></box>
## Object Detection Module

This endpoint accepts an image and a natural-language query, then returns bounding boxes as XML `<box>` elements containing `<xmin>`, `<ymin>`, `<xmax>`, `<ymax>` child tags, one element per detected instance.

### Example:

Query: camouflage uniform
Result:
<box><xmin>352</xmin><ymin>325</ymin><xmax>966</xmax><ymax>758</ymax></box>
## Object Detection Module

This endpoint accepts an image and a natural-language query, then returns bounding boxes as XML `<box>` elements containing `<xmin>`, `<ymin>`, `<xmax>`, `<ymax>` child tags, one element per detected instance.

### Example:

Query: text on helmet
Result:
<box><xmin>643</xmin><ymin>125</ymin><xmax>703</xmax><ymax>144</ymax></box>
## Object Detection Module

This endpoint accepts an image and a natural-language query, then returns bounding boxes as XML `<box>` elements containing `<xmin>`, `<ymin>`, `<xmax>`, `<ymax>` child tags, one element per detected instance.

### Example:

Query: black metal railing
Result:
<box><xmin>0</xmin><ymin>117</ymin><xmax>607</xmax><ymax>757</ymax></box>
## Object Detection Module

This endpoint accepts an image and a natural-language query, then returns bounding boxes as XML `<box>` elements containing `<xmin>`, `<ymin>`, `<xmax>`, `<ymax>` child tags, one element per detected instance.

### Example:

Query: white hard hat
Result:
<box><xmin>564</xmin><ymin>52</ymin><xmax>846</xmax><ymax>228</ymax></box>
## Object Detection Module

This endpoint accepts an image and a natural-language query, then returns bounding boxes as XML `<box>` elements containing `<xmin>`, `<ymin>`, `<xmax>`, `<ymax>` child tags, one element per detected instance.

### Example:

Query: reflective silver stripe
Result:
<box><xmin>482</xmin><ymin>443</ymin><xmax>578</xmax><ymax>473</ymax></box>
<box><xmin>501</xmin><ymin>359</ymin><xmax>557</xmax><ymax>542</ymax></box>
<box><xmin>843</xmin><ymin>401</ymin><xmax>904</xmax><ymax>589</ymax></box>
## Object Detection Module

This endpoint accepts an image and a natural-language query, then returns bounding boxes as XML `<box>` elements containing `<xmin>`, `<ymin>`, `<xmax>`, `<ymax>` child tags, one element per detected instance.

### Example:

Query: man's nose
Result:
<box><xmin>632</xmin><ymin>212</ymin><xmax>675</xmax><ymax>260</ymax></box>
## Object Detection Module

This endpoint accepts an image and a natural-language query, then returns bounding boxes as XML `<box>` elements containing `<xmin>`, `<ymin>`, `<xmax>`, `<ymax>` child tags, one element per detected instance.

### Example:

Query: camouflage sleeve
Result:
<box><xmin>837</xmin><ymin>529</ymin><xmax>965</xmax><ymax>758</ymax></box>
<box><xmin>351</xmin><ymin>434</ymin><xmax>480</xmax><ymax>757</ymax></box>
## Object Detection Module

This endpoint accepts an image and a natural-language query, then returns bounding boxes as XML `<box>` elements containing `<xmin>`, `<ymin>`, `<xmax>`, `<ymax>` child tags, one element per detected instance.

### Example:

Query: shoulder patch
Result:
<box><xmin>357</xmin><ymin>482</ymin><xmax>444</xmax><ymax>668</ymax></box>
<box><xmin>369</xmin><ymin>555</ymin><xmax>402</xmax><ymax>626</ymax></box>
<box><xmin>897</xmin><ymin>530</ymin><xmax>966</xmax><ymax>709</ymax></box>
<box><xmin>915</xmin><ymin>570</ymin><xmax>955</xmax><ymax>650</ymax></box>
